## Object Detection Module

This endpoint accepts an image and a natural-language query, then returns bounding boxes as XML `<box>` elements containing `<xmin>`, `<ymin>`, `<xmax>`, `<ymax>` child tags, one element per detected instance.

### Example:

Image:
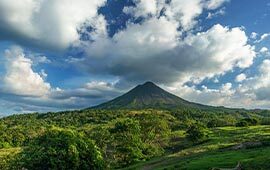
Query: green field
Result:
<box><xmin>124</xmin><ymin>126</ymin><xmax>270</xmax><ymax>170</ymax></box>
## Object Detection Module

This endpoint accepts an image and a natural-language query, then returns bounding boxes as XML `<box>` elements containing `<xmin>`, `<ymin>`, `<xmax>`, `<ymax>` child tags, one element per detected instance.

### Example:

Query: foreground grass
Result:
<box><xmin>124</xmin><ymin>125</ymin><xmax>270</xmax><ymax>170</ymax></box>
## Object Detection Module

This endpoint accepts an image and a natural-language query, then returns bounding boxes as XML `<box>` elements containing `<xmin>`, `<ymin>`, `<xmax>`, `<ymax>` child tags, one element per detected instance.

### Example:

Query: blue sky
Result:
<box><xmin>0</xmin><ymin>0</ymin><xmax>270</xmax><ymax>115</ymax></box>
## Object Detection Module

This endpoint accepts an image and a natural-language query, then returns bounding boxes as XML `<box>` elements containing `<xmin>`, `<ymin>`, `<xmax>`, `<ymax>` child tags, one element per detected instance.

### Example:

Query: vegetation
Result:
<box><xmin>186</xmin><ymin>123</ymin><xmax>207</xmax><ymax>143</ymax></box>
<box><xmin>0</xmin><ymin>108</ymin><xmax>270</xmax><ymax>169</ymax></box>
<box><xmin>12</xmin><ymin>128</ymin><xmax>104</xmax><ymax>170</ymax></box>
<box><xmin>1</xmin><ymin>83</ymin><xmax>270</xmax><ymax>169</ymax></box>
<box><xmin>124</xmin><ymin>126</ymin><xmax>270</xmax><ymax>170</ymax></box>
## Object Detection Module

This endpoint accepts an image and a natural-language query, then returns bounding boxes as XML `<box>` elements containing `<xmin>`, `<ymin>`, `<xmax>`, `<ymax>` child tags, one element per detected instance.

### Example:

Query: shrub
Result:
<box><xmin>236</xmin><ymin>118</ymin><xmax>259</xmax><ymax>127</ymax></box>
<box><xmin>236</xmin><ymin>120</ymin><xmax>249</xmax><ymax>127</ymax></box>
<box><xmin>186</xmin><ymin>124</ymin><xmax>207</xmax><ymax>143</ymax></box>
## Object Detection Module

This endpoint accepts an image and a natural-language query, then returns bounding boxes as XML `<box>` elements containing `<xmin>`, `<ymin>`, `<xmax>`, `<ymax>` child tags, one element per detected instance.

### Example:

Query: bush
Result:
<box><xmin>186</xmin><ymin>124</ymin><xmax>207</xmax><ymax>143</ymax></box>
<box><xmin>246</xmin><ymin>118</ymin><xmax>259</xmax><ymax>126</ymax></box>
<box><xmin>207</xmin><ymin>119</ymin><xmax>229</xmax><ymax>128</ymax></box>
<box><xmin>236</xmin><ymin>118</ymin><xmax>259</xmax><ymax>127</ymax></box>
<box><xmin>13</xmin><ymin>128</ymin><xmax>104</xmax><ymax>170</ymax></box>
<box><xmin>236</xmin><ymin>120</ymin><xmax>249</xmax><ymax>127</ymax></box>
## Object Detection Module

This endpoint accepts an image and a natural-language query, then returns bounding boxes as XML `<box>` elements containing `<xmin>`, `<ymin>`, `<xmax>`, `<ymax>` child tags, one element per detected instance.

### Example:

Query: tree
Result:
<box><xmin>89</xmin><ymin>126</ymin><xmax>111</xmax><ymax>159</ymax></box>
<box><xmin>138</xmin><ymin>114</ymin><xmax>171</xmax><ymax>157</ymax></box>
<box><xmin>236</xmin><ymin>118</ymin><xmax>259</xmax><ymax>127</ymax></box>
<box><xmin>186</xmin><ymin>124</ymin><xmax>207</xmax><ymax>143</ymax></box>
<box><xmin>110</xmin><ymin>119</ymin><xmax>144</xmax><ymax>167</ymax></box>
<box><xmin>13</xmin><ymin>128</ymin><xmax>104</xmax><ymax>170</ymax></box>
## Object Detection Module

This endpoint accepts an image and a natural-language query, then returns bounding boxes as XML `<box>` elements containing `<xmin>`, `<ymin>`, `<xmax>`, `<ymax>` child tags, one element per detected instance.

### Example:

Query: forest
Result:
<box><xmin>0</xmin><ymin>108</ymin><xmax>270</xmax><ymax>169</ymax></box>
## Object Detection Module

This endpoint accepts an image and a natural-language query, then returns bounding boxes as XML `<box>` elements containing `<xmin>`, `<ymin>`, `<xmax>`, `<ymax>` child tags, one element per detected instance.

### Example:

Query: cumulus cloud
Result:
<box><xmin>0</xmin><ymin>46</ymin><xmax>121</xmax><ymax>113</ymax></box>
<box><xmin>82</xmin><ymin>23</ymin><xmax>255</xmax><ymax>86</ymax></box>
<box><xmin>235</xmin><ymin>73</ymin><xmax>247</xmax><ymax>82</ymax></box>
<box><xmin>260</xmin><ymin>47</ymin><xmax>268</xmax><ymax>53</ymax></box>
<box><xmin>250</xmin><ymin>32</ymin><xmax>258</xmax><ymax>39</ymax></box>
<box><xmin>205</xmin><ymin>0</ymin><xmax>230</xmax><ymax>9</ymax></box>
<box><xmin>124</xmin><ymin>0</ymin><xmax>229</xmax><ymax>30</ymax></box>
<box><xmin>234</xmin><ymin>60</ymin><xmax>270</xmax><ymax>105</ymax></box>
<box><xmin>0</xmin><ymin>74</ymin><xmax>121</xmax><ymax>114</ymax></box>
<box><xmin>3</xmin><ymin>0</ymin><xmax>270</xmax><ymax>113</ymax></box>
<box><xmin>166</xmin><ymin>82</ymin><xmax>242</xmax><ymax>108</ymax></box>
<box><xmin>175</xmin><ymin>60</ymin><xmax>270</xmax><ymax>109</ymax></box>
<box><xmin>259</xmin><ymin>47</ymin><xmax>270</xmax><ymax>56</ymax></box>
<box><xmin>206</xmin><ymin>7</ymin><xmax>226</xmax><ymax>19</ymax></box>
<box><xmin>250</xmin><ymin>60</ymin><xmax>270</xmax><ymax>101</ymax></box>
<box><xmin>0</xmin><ymin>0</ymin><xmax>106</xmax><ymax>50</ymax></box>
<box><xmin>2</xmin><ymin>46</ymin><xmax>51</xmax><ymax>97</ymax></box>
<box><xmin>255</xmin><ymin>33</ymin><xmax>270</xmax><ymax>43</ymax></box>
<box><xmin>123</xmin><ymin>0</ymin><xmax>161</xmax><ymax>18</ymax></box>
<box><xmin>181</xmin><ymin>24</ymin><xmax>255</xmax><ymax>78</ymax></box>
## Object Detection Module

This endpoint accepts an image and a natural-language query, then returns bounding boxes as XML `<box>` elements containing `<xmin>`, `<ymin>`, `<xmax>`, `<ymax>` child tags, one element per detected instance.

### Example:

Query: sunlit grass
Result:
<box><xmin>124</xmin><ymin>125</ymin><xmax>270</xmax><ymax>170</ymax></box>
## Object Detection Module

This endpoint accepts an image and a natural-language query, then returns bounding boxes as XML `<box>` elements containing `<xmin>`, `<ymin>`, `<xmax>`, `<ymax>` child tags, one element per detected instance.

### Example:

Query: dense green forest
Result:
<box><xmin>1</xmin><ymin>108</ymin><xmax>270</xmax><ymax>169</ymax></box>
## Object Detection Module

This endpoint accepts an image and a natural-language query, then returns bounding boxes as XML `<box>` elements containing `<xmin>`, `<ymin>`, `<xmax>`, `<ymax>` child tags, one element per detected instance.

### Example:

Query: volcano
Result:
<box><xmin>92</xmin><ymin>81</ymin><xmax>213</xmax><ymax>110</ymax></box>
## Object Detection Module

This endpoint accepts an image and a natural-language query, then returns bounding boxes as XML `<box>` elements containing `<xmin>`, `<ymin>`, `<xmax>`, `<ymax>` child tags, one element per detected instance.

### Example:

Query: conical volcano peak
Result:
<box><xmin>92</xmin><ymin>81</ymin><xmax>207</xmax><ymax>110</ymax></box>
<box><xmin>133</xmin><ymin>81</ymin><xmax>162</xmax><ymax>92</ymax></box>
<box><xmin>135</xmin><ymin>81</ymin><xmax>158</xmax><ymax>89</ymax></box>
<box><xmin>141</xmin><ymin>81</ymin><xmax>156</xmax><ymax>86</ymax></box>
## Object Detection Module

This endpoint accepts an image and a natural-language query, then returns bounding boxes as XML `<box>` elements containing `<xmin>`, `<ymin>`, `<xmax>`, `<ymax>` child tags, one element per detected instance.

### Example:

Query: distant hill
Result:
<box><xmin>91</xmin><ymin>81</ymin><xmax>219</xmax><ymax>110</ymax></box>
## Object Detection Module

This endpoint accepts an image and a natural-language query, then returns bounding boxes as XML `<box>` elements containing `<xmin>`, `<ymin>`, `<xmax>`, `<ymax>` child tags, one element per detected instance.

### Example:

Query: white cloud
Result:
<box><xmin>220</xmin><ymin>82</ymin><xmax>233</xmax><ymax>95</ymax></box>
<box><xmin>3</xmin><ymin>46</ymin><xmax>51</xmax><ymax>97</ymax></box>
<box><xmin>167</xmin><ymin>82</ymin><xmax>239</xmax><ymax>108</ymax></box>
<box><xmin>182</xmin><ymin>24</ymin><xmax>255</xmax><ymax>76</ymax></box>
<box><xmin>4</xmin><ymin>0</ymin><xmax>270</xmax><ymax>112</ymax></box>
<box><xmin>0</xmin><ymin>0</ymin><xmax>106</xmax><ymax>50</ymax></box>
<box><xmin>81</xmin><ymin>22</ymin><xmax>255</xmax><ymax>87</ymax></box>
<box><xmin>123</xmin><ymin>0</ymin><xmax>160</xmax><ymax>18</ymax></box>
<box><xmin>253</xmin><ymin>60</ymin><xmax>270</xmax><ymax>89</ymax></box>
<box><xmin>85</xmin><ymin>81</ymin><xmax>115</xmax><ymax>91</ymax></box>
<box><xmin>235</xmin><ymin>73</ymin><xmax>246</xmax><ymax>82</ymax></box>
<box><xmin>168</xmin><ymin>59</ymin><xmax>270</xmax><ymax>108</ymax></box>
<box><xmin>259</xmin><ymin>47</ymin><xmax>270</xmax><ymax>56</ymax></box>
<box><xmin>206</xmin><ymin>7</ymin><xmax>226</xmax><ymax>19</ymax></box>
<box><xmin>175</xmin><ymin>60</ymin><xmax>270</xmax><ymax>108</ymax></box>
<box><xmin>125</xmin><ymin>0</ymin><xmax>229</xmax><ymax>30</ymax></box>
<box><xmin>250</xmin><ymin>32</ymin><xmax>258</xmax><ymax>39</ymax></box>
<box><xmin>85</xmin><ymin>16</ymin><xmax>179</xmax><ymax>60</ymax></box>
<box><xmin>205</xmin><ymin>0</ymin><xmax>230</xmax><ymax>9</ymax></box>
<box><xmin>260</xmin><ymin>47</ymin><xmax>268</xmax><ymax>53</ymax></box>
<box><xmin>255</xmin><ymin>33</ymin><xmax>270</xmax><ymax>43</ymax></box>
